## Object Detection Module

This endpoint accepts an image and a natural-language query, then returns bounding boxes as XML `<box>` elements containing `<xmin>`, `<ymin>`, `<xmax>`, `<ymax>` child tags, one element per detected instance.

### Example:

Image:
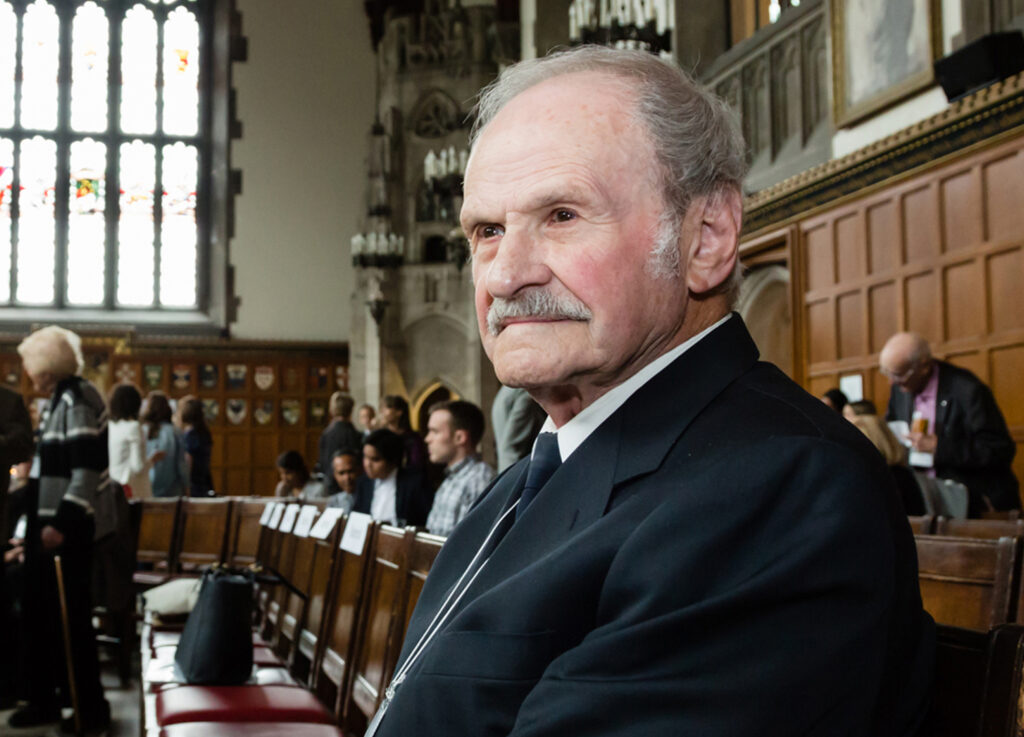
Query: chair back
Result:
<box><xmin>344</xmin><ymin>524</ymin><xmax>412</xmax><ymax>725</ymax></box>
<box><xmin>915</xmin><ymin>534</ymin><xmax>1021</xmax><ymax>631</ymax></box>
<box><xmin>400</xmin><ymin>531</ymin><xmax>445</xmax><ymax>640</ymax></box>
<box><xmin>907</xmin><ymin>515</ymin><xmax>935</xmax><ymax>534</ymax></box>
<box><xmin>920</xmin><ymin>624</ymin><xmax>1024</xmax><ymax>737</ymax></box>
<box><xmin>275</xmin><ymin>505</ymin><xmax>323</xmax><ymax>659</ymax></box>
<box><xmin>935</xmin><ymin>517</ymin><xmax>1024</xmax><ymax>541</ymax></box>
<box><xmin>315</xmin><ymin>517</ymin><xmax>377</xmax><ymax>719</ymax></box>
<box><xmin>225</xmin><ymin>498</ymin><xmax>269</xmax><ymax>567</ymax></box>
<box><xmin>294</xmin><ymin>516</ymin><xmax>345</xmax><ymax>684</ymax></box>
<box><xmin>175</xmin><ymin>497</ymin><xmax>232</xmax><ymax>570</ymax></box>
<box><xmin>135</xmin><ymin>498</ymin><xmax>181</xmax><ymax>568</ymax></box>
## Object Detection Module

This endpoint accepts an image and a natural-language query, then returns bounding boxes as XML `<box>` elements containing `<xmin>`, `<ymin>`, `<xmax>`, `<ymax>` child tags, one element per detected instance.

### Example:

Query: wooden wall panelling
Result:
<box><xmin>787</xmin><ymin>132</ymin><xmax>1024</xmax><ymax>504</ymax></box>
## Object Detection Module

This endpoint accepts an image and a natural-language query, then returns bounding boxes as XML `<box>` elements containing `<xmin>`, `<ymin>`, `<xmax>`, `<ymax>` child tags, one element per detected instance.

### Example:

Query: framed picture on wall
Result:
<box><xmin>831</xmin><ymin>0</ymin><xmax>942</xmax><ymax>127</ymax></box>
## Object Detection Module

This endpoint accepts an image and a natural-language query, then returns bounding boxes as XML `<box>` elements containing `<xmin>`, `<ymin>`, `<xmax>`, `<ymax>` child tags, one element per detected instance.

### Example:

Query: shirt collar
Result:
<box><xmin>537</xmin><ymin>314</ymin><xmax>732</xmax><ymax>463</ymax></box>
<box><xmin>445</xmin><ymin>455</ymin><xmax>476</xmax><ymax>476</ymax></box>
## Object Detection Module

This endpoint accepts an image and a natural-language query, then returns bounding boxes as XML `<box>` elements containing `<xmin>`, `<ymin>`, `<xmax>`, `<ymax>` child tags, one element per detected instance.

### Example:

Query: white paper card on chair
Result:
<box><xmin>340</xmin><ymin>512</ymin><xmax>372</xmax><ymax>555</ymax></box>
<box><xmin>268</xmin><ymin>503</ymin><xmax>285</xmax><ymax>529</ymax></box>
<box><xmin>258</xmin><ymin>502</ymin><xmax>274</xmax><ymax>526</ymax></box>
<box><xmin>309</xmin><ymin>508</ymin><xmax>344</xmax><ymax>540</ymax></box>
<box><xmin>279</xmin><ymin>504</ymin><xmax>301</xmax><ymax>534</ymax></box>
<box><xmin>293</xmin><ymin>505</ymin><xmax>319</xmax><ymax>538</ymax></box>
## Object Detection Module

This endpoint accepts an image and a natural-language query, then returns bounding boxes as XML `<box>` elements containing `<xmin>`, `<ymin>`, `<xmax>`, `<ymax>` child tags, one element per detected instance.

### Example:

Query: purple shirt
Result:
<box><xmin>912</xmin><ymin>363</ymin><xmax>940</xmax><ymax>475</ymax></box>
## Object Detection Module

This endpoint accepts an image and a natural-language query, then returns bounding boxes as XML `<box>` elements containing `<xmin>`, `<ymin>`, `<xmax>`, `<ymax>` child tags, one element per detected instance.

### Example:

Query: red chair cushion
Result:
<box><xmin>143</xmin><ymin>660</ymin><xmax>299</xmax><ymax>692</ymax></box>
<box><xmin>150</xmin><ymin>644</ymin><xmax>281</xmax><ymax>666</ymax></box>
<box><xmin>160</xmin><ymin>723</ymin><xmax>343</xmax><ymax>737</ymax></box>
<box><xmin>155</xmin><ymin>685</ymin><xmax>332</xmax><ymax>726</ymax></box>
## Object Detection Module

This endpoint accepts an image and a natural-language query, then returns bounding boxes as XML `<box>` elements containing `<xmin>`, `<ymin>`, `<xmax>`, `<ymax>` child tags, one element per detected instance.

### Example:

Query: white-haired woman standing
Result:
<box><xmin>9</xmin><ymin>326</ymin><xmax>110</xmax><ymax>731</ymax></box>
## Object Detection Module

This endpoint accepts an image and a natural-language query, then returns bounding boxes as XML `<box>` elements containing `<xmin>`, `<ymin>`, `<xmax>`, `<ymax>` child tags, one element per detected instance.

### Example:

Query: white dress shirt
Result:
<box><xmin>369</xmin><ymin>468</ymin><xmax>399</xmax><ymax>524</ymax></box>
<box><xmin>108</xmin><ymin>418</ymin><xmax>153</xmax><ymax>499</ymax></box>
<box><xmin>537</xmin><ymin>315</ymin><xmax>731</xmax><ymax>463</ymax></box>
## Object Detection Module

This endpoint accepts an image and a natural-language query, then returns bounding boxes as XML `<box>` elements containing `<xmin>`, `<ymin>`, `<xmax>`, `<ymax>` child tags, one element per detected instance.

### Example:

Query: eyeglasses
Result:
<box><xmin>881</xmin><ymin>361</ymin><xmax>920</xmax><ymax>384</ymax></box>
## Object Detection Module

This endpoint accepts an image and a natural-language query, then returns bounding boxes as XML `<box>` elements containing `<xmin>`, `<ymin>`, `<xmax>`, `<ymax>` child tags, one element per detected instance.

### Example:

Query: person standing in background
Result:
<box><xmin>491</xmin><ymin>385</ymin><xmax>545</xmax><ymax>472</ymax></box>
<box><xmin>358</xmin><ymin>403</ymin><xmax>377</xmax><ymax>438</ymax></box>
<box><xmin>0</xmin><ymin>384</ymin><xmax>34</xmax><ymax>709</ymax></box>
<box><xmin>143</xmin><ymin>392</ymin><xmax>188</xmax><ymax>498</ymax></box>
<box><xmin>179</xmin><ymin>396</ymin><xmax>214</xmax><ymax>497</ymax></box>
<box><xmin>108</xmin><ymin>384</ymin><xmax>166</xmax><ymax>499</ymax></box>
<box><xmin>381</xmin><ymin>395</ymin><xmax>428</xmax><ymax>474</ymax></box>
<box><xmin>10</xmin><ymin>326</ymin><xmax>111</xmax><ymax>731</ymax></box>
<box><xmin>318</xmin><ymin>392</ymin><xmax>361</xmax><ymax>496</ymax></box>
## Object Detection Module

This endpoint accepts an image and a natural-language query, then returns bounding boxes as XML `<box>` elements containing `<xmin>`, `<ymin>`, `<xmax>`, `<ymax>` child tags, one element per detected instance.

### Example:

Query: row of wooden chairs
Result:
<box><xmin>139</xmin><ymin>499</ymin><xmax>446</xmax><ymax>735</ymax></box>
<box><xmin>133</xmin><ymin>497</ymin><xmax>267</xmax><ymax>587</ymax></box>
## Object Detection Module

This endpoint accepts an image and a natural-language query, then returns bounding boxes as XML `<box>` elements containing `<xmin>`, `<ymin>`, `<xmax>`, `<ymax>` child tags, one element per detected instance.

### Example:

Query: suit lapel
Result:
<box><xmin>459</xmin><ymin>314</ymin><xmax>760</xmax><ymax>607</ymax></box>
<box><xmin>934</xmin><ymin>361</ymin><xmax>951</xmax><ymax>433</ymax></box>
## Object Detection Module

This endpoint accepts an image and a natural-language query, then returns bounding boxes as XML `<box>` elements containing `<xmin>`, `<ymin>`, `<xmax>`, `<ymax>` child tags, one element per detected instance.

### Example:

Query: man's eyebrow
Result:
<box><xmin>462</xmin><ymin>184</ymin><xmax>598</xmax><ymax>229</ymax></box>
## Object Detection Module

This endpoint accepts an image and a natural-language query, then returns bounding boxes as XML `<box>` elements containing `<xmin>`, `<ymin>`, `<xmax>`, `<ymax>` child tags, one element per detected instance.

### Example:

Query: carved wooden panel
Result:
<box><xmin>795</xmin><ymin>134</ymin><xmax>1024</xmax><ymax>504</ymax></box>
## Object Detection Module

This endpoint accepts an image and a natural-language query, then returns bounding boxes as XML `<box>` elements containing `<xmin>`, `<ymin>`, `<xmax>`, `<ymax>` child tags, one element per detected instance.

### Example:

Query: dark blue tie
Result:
<box><xmin>517</xmin><ymin>432</ymin><xmax>561</xmax><ymax>519</ymax></box>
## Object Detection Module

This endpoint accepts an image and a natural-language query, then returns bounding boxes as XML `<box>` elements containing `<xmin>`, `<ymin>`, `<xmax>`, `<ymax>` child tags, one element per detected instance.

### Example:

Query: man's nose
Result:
<box><xmin>484</xmin><ymin>227</ymin><xmax>551</xmax><ymax>299</ymax></box>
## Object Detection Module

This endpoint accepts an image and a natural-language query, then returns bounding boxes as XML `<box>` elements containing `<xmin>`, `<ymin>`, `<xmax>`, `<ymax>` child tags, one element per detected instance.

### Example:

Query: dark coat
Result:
<box><xmin>353</xmin><ymin>469</ymin><xmax>433</xmax><ymax>528</ymax></box>
<box><xmin>318</xmin><ymin>419</ymin><xmax>362</xmax><ymax>495</ymax></box>
<box><xmin>376</xmin><ymin>315</ymin><xmax>934</xmax><ymax>737</ymax></box>
<box><xmin>885</xmin><ymin>360</ymin><xmax>1019</xmax><ymax>511</ymax></box>
<box><xmin>0</xmin><ymin>385</ymin><xmax>33</xmax><ymax>537</ymax></box>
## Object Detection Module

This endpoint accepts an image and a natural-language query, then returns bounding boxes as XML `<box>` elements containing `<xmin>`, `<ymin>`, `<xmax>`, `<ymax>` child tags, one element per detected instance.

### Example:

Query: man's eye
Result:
<box><xmin>552</xmin><ymin>209</ymin><xmax>576</xmax><ymax>223</ymax></box>
<box><xmin>479</xmin><ymin>224</ymin><xmax>505</xmax><ymax>239</ymax></box>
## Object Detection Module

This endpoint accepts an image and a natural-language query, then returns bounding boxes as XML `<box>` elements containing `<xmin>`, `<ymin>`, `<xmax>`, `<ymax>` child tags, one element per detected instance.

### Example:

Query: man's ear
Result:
<box><xmin>685</xmin><ymin>188</ymin><xmax>742</xmax><ymax>295</ymax></box>
<box><xmin>453</xmin><ymin>428</ymin><xmax>469</xmax><ymax>448</ymax></box>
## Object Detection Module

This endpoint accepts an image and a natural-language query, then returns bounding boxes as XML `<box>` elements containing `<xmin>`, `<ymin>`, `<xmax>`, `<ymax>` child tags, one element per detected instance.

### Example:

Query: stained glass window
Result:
<box><xmin>0</xmin><ymin>0</ymin><xmax>214</xmax><ymax>316</ymax></box>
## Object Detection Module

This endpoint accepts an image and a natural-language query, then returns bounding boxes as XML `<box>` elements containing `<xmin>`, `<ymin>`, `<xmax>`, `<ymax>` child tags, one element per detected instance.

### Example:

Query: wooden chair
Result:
<box><xmin>915</xmin><ymin>535</ymin><xmax>1021</xmax><ymax>631</ymax></box>
<box><xmin>225</xmin><ymin>498</ymin><xmax>269</xmax><ymax>568</ymax></box>
<box><xmin>313</xmin><ymin>518</ymin><xmax>378</xmax><ymax>722</ymax></box>
<box><xmin>907</xmin><ymin>515</ymin><xmax>934</xmax><ymax>534</ymax></box>
<box><xmin>175</xmin><ymin>497</ymin><xmax>232</xmax><ymax>571</ymax></box>
<box><xmin>342</xmin><ymin>524</ymin><xmax>413</xmax><ymax>732</ymax></box>
<box><xmin>274</xmin><ymin>509</ymin><xmax>324</xmax><ymax>661</ymax></box>
<box><xmin>919</xmin><ymin>624</ymin><xmax>1024</xmax><ymax>737</ymax></box>
<box><xmin>292</xmin><ymin>519</ymin><xmax>345</xmax><ymax>685</ymax></box>
<box><xmin>399</xmin><ymin>531</ymin><xmax>445</xmax><ymax>641</ymax></box>
<box><xmin>934</xmin><ymin>517</ymin><xmax>1024</xmax><ymax>541</ymax></box>
<box><xmin>980</xmin><ymin>509</ymin><xmax>1021</xmax><ymax>521</ymax></box>
<box><xmin>133</xmin><ymin>498</ymin><xmax>182</xmax><ymax>587</ymax></box>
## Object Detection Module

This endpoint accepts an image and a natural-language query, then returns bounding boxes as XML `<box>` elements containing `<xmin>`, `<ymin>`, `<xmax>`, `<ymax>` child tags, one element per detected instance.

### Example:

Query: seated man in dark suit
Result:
<box><xmin>368</xmin><ymin>46</ymin><xmax>933</xmax><ymax>737</ymax></box>
<box><xmin>881</xmin><ymin>331</ymin><xmax>1018</xmax><ymax>514</ymax></box>
<box><xmin>353</xmin><ymin>429</ymin><xmax>432</xmax><ymax>527</ymax></box>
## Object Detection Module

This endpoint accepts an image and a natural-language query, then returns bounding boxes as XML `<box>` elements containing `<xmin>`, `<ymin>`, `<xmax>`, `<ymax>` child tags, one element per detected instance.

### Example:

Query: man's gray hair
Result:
<box><xmin>470</xmin><ymin>46</ymin><xmax>749</xmax><ymax>303</ymax></box>
<box><xmin>17</xmin><ymin>325</ymin><xmax>84</xmax><ymax>379</ymax></box>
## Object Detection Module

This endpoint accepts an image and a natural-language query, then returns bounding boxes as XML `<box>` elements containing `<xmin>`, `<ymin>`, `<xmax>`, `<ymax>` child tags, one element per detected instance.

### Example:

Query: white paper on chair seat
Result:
<box><xmin>280</xmin><ymin>504</ymin><xmax>301</xmax><ymax>533</ymax></box>
<box><xmin>340</xmin><ymin>512</ymin><xmax>372</xmax><ymax>555</ymax></box>
<box><xmin>258</xmin><ymin>502</ymin><xmax>274</xmax><ymax>525</ymax></box>
<box><xmin>293</xmin><ymin>505</ymin><xmax>319</xmax><ymax>537</ymax></box>
<box><xmin>308</xmin><ymin>508</ymin><xmax>344</xmax><ymax>539</ymax></box>
<box><xmin>268</xmin><ymin>503</ymin><xmax>285</xmax><ymax>529</ymax></box>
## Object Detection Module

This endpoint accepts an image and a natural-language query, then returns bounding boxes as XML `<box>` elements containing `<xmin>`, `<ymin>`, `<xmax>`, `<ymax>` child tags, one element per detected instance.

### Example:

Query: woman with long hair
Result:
<box><xmin>179</xmin><ymin>396</ymin><xmax>214</xmax><ymax>497</ymax></box>
<box><xmin>108</xmin><ymin>384</ymin><xmax>165</xmax><ymax>499</ymax></box>
<box><xmin>142</xmin><ymin>391</ymin><xmax>187</xmax><ymax>497</ymax></box>
<box><xmin>380</xmin><ymin>394</ymin><xmax>427</xmax><ymax>473</ymax></box>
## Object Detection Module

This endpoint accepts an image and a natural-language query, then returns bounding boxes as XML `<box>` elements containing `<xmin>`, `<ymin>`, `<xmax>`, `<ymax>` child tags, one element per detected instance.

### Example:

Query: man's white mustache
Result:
<box><xmin>486</xmin><ymin>289</ymin><xmax>592</xmax><ymax>336</ymax></box>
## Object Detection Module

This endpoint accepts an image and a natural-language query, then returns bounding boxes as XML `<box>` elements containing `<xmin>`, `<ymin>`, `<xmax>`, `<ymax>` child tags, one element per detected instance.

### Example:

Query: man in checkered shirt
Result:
<box><xmin>424</xmin><ymin>400</ymin><xmax>495</xmax><ymax>537</ymax></box>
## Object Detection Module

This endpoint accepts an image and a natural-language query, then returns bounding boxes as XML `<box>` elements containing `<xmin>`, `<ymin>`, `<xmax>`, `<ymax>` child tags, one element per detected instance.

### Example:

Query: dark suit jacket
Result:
<box><xmin>353</xmin><ymin>469</ymin><xmax>433</xmax><ymax>527</ymax></box>
<box><xmin>0</xmin><ymin>385</ymin><xmax>33</xmax><ymax>572</ymax></box>
<box><xmin>318</xmin><ymin>419</ymin><xmax>362</xmax><ymax>495</ymax></box>
<box><xmin>376</xmin><ymin>315</ymin><xmax>933</xmax><ymax>737</ymax></box>
<box><xmin>885</xmin><ymin>360</ymin><xmax>1019</xmax><ymax>511</ymax></box>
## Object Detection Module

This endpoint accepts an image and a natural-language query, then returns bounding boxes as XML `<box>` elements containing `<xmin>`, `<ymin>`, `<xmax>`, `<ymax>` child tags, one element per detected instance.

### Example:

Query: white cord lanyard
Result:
<box><xmin>365</xmin><ymin>499</ymin><xmax>520</xmax><ymax>736</ymax></box>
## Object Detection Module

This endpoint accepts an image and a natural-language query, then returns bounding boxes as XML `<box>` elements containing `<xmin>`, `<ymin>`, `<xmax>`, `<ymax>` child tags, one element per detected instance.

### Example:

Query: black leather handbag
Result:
<box><xmin>174</xmin><ymin>567</ymin><xmax>254</xmax><ymax>685</ymax></box>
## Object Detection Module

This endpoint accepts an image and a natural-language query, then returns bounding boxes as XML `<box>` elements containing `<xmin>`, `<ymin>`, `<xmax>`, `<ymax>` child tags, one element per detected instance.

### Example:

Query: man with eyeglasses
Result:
<box><xmin>880</xmin><ymin>332</ymin><xmax>1018</xmax><ymax>513</ymax></box>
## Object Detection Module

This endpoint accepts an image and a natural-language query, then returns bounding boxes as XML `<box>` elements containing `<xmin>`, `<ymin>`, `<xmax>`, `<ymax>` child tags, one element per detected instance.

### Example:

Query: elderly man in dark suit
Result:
<box><xmin>367</xmin><ymin>47</ymin><xmax>933</xmax><ymax>737</ymax></box>
<box><xmin>881</xmin><ymin>331</ymin><xmax>1019</xmax><ymax>514</ymax></box>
